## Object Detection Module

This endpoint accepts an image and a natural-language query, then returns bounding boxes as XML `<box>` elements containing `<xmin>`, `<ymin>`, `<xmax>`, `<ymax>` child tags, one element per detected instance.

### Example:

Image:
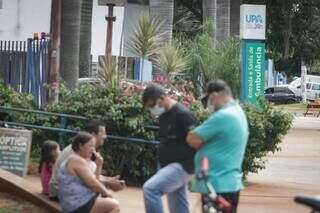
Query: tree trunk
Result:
<box><xmin>60</xmin><ymin>0</ymin><xmax>82</xmax><ymax>89</ymax></box>
<box><xmin>203</xmin><ymin>0</ymin><xmax>216</xmax><ymax>36</ymax></box>
<box><xmin>203</xmin><ymin>0</ymin><xmax>231</xmax><ymax>42</ymax></box>
<box><xmin>149</xmin><ymin>0</ymin><xmax>174</xmax><ymax>44</ymax></box>
<box><xmin>79</xmin><ymin>0</ymin><xmax>93</xmax><ymax>78</ymax></box>
<box><xmin>230</xmin><ymin>0</ymin><xmax>241</xmax><ymax>36</ymax></box>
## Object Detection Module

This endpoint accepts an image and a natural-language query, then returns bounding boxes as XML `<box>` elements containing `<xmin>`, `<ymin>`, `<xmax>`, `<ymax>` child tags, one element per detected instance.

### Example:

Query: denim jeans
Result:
<box><xmin>143</xmin><ymin>163</ymin><xmax>193</xmax><ymax>213</ymax></box>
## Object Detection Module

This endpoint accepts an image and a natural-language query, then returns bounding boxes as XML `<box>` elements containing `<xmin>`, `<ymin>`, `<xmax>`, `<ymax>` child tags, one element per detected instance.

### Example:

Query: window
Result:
<box><xmin>307</xmin><ymin>83</ymin><xmax>312</xmax><ymax>90</ymax></box>
<box><xmin>312</xmin><ymin>84</ymin><xmax>320</xmax><ymax>91</ymax></box>
<box><xmin>0</xmin><ymin>0</ymin><xmax>2</xmax><ymax>9</ymax></box>
<box><xmin>285</xmin><ymin>88</ymin><xmax>294</xmax><ymax>95</ymax></box>
<box><xmin>275</xmin><ymin>87</ymin><xmax>285</xmax><ymax>93</ymax></box>
<box><xmin>265</xmin><ymin>88</ymin><xmax>274</xmax><ymax>94</ymax></box>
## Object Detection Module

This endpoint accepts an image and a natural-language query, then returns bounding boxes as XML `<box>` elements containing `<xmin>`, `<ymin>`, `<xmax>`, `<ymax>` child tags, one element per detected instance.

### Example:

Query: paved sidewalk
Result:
<box><xmin>23</xmin><ymin>117</ymin><xmax>320</xmax><ymax>213</ymax></box>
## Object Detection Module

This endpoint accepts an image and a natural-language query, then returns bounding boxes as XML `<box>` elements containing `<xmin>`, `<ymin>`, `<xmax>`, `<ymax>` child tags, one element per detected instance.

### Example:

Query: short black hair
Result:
<box><xmin>85</xmin><ymin>120</ymin><xmax>105</xmax><ymax>134</ymax></box>
<box><xmin>201</xmin><ymin>80</ymin><xmax>232</xmax><ymax>107</ymax></box>
<box><xmin>72</xmin><ymin>131</ymin><xmax>95</xmax><ymax>152</ymax></box>
<box><xmin>206</xmin><ymin>80</ymin><xmax>232</xmax><ymax>96</ymax></box>
<box><xmin>142</xmin><ymin>84</ymin><xmax>165</xmax><ymax>104</ymax></box>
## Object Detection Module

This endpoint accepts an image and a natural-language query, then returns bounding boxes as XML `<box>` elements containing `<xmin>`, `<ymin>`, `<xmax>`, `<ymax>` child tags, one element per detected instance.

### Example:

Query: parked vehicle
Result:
<box><xmin>264</xmin><ymin>85</ymin><xmax>302</xmax><ymax>104</ymax></box>
<box><xmin>290</xmin><ymin>75</ymin><xmax>320</xmax><ymax>101</ymax></box>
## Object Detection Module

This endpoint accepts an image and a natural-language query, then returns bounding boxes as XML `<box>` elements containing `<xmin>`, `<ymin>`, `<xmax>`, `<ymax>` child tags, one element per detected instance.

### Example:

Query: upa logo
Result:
<box><xmin>245</xmin><ymin>14</ymin><xmax>263</xmax><ymax>29</ymax></box>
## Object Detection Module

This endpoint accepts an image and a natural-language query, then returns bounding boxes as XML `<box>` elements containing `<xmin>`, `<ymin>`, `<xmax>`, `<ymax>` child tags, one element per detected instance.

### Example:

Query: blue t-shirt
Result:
<box><xmin>192</xmin><ymin>100</ymin><xmax>249</xmax><ymax>193</ymax></box>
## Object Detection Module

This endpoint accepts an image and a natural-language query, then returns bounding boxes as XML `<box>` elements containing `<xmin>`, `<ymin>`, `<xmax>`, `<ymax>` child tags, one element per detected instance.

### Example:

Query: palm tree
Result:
<box><xmin>202</xmin><ymin>0</ymin><xmax>231</xmax><ymax>42</ymax></box>
<box><xmin>202</xmin><ymin>0</ymin><xmax>216</xmax><ymax>40</ymax></box>
<box><xmin>149</xmin><ymin>0</ymin><xmax>174</xmax><ymax>44</ymax></box>
<box><xmin>60</xmin><ymin>0</ymin><xmax>82</xmax><ymax>89</ymax></box>
<box><xmin>230</xmin><ymin>0</ymin><xmax>241</xmax><ymax>36</ymax></box>
<box><xmin>79</xmin><ymin>0</ymin><xmax>93</xmax><ymax>78</ymax></box>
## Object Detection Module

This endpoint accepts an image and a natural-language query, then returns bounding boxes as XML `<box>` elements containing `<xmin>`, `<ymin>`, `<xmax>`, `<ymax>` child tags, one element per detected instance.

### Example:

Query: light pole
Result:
<box><xmin>98</xmin><ymin>0</ymin><xmax>127</xmax><ymax>64</ymax></box>
<box><xmin>301</xmin><ymin>60</ymin><xmax>307</xmax><ymax>103</ymax></box>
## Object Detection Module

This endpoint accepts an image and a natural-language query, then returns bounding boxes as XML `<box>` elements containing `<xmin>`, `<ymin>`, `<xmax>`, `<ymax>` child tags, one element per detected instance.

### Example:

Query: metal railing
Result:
<box><xmin>0</xmin><ymin>106</ymin><xmax>159</xmax><ymax>148</ymax></box>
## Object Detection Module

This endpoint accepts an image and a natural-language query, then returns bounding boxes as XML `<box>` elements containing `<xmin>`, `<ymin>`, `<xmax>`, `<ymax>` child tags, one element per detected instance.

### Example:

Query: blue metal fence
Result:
<box><xmin>0</xmin><ymin>39</ymin><xmax>49</xmax><ymax>107</ymax></box>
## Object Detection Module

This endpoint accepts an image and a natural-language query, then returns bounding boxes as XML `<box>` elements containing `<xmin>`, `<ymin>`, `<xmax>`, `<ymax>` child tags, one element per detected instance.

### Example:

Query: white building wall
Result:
<box><xmin>91</xmin><ymin>0</ymin><xmax>124</xmax><ymax>61</ymax></box>
<box><xmin>0</xmin><ymin>0</ymin><xmax>51</xmax><ymax>41</ymax></box>
<box><xmin>0</xmin><ymin>0</ymin><xmax>132</xmax><ymax>61</ymax></box>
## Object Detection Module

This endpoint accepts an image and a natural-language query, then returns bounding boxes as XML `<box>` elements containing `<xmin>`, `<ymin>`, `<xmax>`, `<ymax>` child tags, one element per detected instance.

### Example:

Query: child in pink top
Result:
<box><xmin>39</xmin><ymin>140</ymin><xmax>60</xmax><ymax>196</ymax></box>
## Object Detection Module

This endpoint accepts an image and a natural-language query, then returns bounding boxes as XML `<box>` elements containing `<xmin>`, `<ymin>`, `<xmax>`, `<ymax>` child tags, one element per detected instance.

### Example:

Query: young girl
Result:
<box><xmin>39</xmin><ymin>140</ymin><xmax>60</xmax><ymax>196</ymax></box>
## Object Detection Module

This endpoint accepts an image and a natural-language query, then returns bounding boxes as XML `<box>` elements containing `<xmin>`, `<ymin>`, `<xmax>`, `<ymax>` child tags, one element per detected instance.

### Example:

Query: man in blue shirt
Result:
<box><xmin>187</xmin><ymin>80</ymin><xmax>249</xmax><ymax>213</ymax></box>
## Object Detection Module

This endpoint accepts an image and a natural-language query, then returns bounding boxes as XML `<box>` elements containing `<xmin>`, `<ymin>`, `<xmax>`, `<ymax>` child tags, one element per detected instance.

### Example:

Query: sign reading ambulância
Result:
<box><xmin>240</xmin><ymin>4</ymin><xmax>266</xmax><ymax>104</ymax></box>
<box><xmin>240</xmin><ymin>4</ymin><xmax>266</xmax><ymax>40</ymax></box>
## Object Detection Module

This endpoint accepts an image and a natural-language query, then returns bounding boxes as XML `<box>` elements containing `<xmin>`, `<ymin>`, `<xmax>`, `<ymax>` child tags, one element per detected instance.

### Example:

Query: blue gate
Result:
<box><xmin>0</xmin><ymin>39</ymin><xmax>49</xmax><ymax>107</ymax></box>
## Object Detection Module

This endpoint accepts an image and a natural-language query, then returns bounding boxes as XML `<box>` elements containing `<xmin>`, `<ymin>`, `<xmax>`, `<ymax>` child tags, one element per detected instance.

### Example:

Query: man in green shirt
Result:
<box><xmin>187</xmin><ymin>80</ymin><xmax>249</xmax><ymax>213</ymax></box>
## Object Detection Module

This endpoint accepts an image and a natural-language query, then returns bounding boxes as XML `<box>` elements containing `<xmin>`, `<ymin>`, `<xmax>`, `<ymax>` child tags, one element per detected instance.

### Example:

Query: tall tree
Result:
<box><xmin>60</xmin><ymin>0</ymin><xmax>82</xmax><ymax>89</ymax></box>
<box><xmin>149</xmin><ymin>0</ymin><xmax>174</xmax><ymax>44</ymax></box>
<box><xmin>79</xmin><ymin>0</ymin><xmax>93</xmax><ymax>78</ymax></box>
<box><xmin>246</xmin><ymin>0</ymin><xmax>320</xmax><ymax>75</ymax></box>
<box><xmin>202</xmin><ymin>0</ymin><xmax>231</xmax><ymax>42</ymax></box>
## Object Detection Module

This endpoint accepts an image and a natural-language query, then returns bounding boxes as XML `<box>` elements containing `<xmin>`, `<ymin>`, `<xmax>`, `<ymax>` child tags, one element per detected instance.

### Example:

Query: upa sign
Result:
<box><xmin>0</xmin><ymin>128</ymin><xmax>32</xmax><ymax>177</ymax></box>
<box><xmin>241</xmin><ymin>41</ymin><xmax>265</xmax><ymax>103</ymax></box>
<box><xmin>240</xmin><ymin>4</ymin><xmax>266</xmax><ymax>104</ymax></box>
<box><xmin>240</xmin><ymin>4</ymin><xmax>266</xmax><ymax>40</ymax></box>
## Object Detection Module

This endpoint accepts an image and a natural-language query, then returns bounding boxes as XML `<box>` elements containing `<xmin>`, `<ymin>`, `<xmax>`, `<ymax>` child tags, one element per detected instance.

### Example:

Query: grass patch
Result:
<box><xmin>275</xmin><ymin>103</ymin><xmax>307</xmax><ymax>111</ymax></box>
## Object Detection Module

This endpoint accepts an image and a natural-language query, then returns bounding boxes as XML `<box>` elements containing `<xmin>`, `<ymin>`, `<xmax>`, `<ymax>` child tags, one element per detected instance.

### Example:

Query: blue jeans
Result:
<box><xmin>143</xmin><ymin>163</ymin><xmax>193</xmax><ymax>213</ymax></box>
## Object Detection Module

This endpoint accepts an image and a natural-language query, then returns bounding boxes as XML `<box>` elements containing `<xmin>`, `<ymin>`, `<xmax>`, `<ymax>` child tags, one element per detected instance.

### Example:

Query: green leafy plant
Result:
<box><xmin>97</xmin><ymin>58</ymin><xmax>123</xmax><ymax>91</ymax></box>
<box><xmin>127</xmin><ymin>13</ymin><xmax>165</xmax><ymax>59</ymax></box>
<box><xmin>126</xmin><ymin>13</ymin><xmax>165</xmax><ymax>79</ymax></box>
<box><xmin>175</xmin><ymin>30</ymin><xmax>241</xmax><ymax>98</ymax></box>
<box><xmin>0</xmin><ymin>81</ymin><xmax>293</xmax><ymax>184</ymax></box>
<box><xmin>159</xmin><ymin>44</ymin><xmax>189</xmax><ymax>78</ymax></box>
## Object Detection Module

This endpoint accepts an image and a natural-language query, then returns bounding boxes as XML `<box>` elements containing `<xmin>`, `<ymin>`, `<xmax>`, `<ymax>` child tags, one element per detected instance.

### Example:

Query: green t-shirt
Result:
<box><xmin>192</xmin><ymin>101</ymin><xmax>249</xmax><ymax>193</ymax></box>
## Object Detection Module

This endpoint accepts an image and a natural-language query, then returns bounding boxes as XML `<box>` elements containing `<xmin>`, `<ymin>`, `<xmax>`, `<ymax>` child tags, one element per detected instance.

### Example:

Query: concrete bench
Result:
<box><xmin>0</xmin><ymin>168</ymin><xmax>61</xmax><ymax>212</ymax></box>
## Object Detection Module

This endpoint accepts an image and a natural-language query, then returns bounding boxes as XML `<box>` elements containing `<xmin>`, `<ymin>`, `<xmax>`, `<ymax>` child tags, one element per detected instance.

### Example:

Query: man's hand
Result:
<box><xmin>101</xmin><ymin>189</ymin><xmax>113</xmax><ymax>198</ymax></box>
<box><xmin>100</xmin><ymin>175</ymin><xmax>125</xmax><ymax>192</ymax></box>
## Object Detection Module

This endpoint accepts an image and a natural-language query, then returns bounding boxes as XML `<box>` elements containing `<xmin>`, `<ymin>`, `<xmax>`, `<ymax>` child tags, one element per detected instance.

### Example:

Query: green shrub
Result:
<box><xmin>0</xmin><ymin>82</ymin><xmax>293</xmax><ymax>184</ymax></box>
<box><xmin>242</xmin><ymin>100</ymin><xmax>293</xmax><ymax>178</ymax></box>
<box><xmin>0</xmin><ymin>83</ymin><xmax>36</xmax><ymax>123</ymax></box>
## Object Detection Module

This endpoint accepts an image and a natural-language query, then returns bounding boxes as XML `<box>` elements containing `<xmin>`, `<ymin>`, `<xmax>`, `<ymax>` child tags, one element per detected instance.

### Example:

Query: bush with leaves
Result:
<box><xmin>0</xmin><ymin>83</ymin><xmax>36</xmax><ymax>123</ymax></box>
<box><xmin>0</xmin><ymin>80</ymin><xmax>293</xmax><ymax>183</ymax></box>
<box><xmin>176</xmin><ymin>31</ymin><xmax>241</xmax><ymax>98</ymax></box>
<box><xmin>242</xmin><ymin>100</ymin><xmax>293</xmax><ymax>178</ymax></box>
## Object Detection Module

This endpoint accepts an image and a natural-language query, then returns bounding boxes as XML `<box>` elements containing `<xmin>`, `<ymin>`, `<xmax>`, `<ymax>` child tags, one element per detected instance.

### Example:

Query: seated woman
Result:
<box><xmin>57</xmin><ymin>132</ymin><xmax>119</xmax><ymax>213</ymax></box>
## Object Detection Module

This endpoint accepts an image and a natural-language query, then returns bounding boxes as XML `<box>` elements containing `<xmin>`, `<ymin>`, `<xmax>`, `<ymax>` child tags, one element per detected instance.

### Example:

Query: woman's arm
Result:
<box><xmin>69</xmin><ymin>156</ymin><xmax>112</xmax><ymax>197</ymax></box>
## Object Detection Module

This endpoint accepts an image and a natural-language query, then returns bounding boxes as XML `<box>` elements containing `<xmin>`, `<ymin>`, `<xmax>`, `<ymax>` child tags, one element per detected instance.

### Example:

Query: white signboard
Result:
<box><xmin>240</xmin><ymin>4</ymin><xmax>266</xmax><ymax>40</ymax></box>
<box><xmin>0</xmin><ymin>128</ymin><xmax>32</xmax><ymax>177</ymax></box>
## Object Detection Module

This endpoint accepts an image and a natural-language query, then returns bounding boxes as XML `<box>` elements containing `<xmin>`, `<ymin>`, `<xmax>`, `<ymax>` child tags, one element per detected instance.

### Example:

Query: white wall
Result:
<box><xmin>0</xmin><ymin>0</ymin><xmax>51</xmax><ymax>41</ymax></box>
<box><xmin>0</xmin><ymin>0</ymin><xmax>126</xmax><ymax>61</ymax></box>
<box><xmin>91</xmin><ymin>0</ymin><xmax>124</xmax><ymax>61</ymax></box>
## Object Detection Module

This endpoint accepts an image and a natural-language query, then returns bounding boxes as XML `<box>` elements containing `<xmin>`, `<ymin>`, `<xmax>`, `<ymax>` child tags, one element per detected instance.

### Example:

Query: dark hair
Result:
<box><xmin>85</xmin><ymin>120</ymin><xmax>105</xmax><ymax>135</ymax></box>
<box><xmin>142</xmin><ymin>84</ymin><xmax>166</xmax><ymax>104</ymax></box>
<box><xmin>72</xmin><ymin>132</ymin><xmax>95</xmax><ymax>152</ymax></box>
<box><xmin>38</xmin><ymin>140</ymin><xmax>59</xmax><ymax>173</ymax></box>
<box><xmin>206</xmin><ymin>80</ymin><xmax>232</xmax><ymax>96</ymax></box>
